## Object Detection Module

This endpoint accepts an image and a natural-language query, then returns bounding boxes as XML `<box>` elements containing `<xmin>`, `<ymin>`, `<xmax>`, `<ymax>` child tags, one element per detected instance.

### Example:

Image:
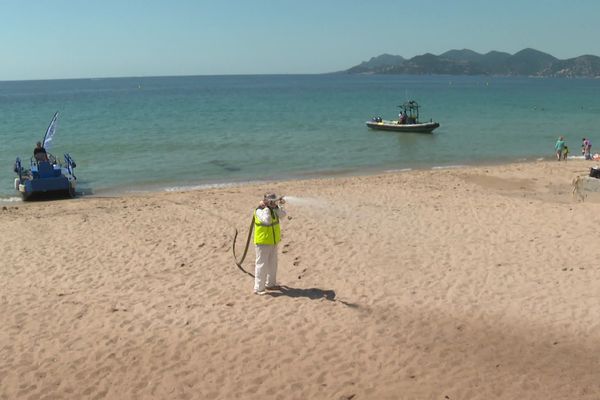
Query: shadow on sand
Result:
<box><xmin>266</xmin><ymin>285</ymin><xmax>359</xmax><ymax>308</ymax></box>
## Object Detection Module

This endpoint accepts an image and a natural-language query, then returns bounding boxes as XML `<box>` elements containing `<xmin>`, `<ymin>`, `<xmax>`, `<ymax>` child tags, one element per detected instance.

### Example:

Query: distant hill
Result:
<box><xmin>345</xmin><ymin>48</ymin><xmax>600</xmax><ymax>77</ymax></box>
<box><xmin>348</xmin><ymin>54</ymin><xmax>406</xmax><ymax>73</ymax></box>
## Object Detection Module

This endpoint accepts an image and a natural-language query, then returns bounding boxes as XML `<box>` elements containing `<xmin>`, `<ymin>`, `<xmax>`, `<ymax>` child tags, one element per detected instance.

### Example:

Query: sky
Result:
<box><xmin>1</xmin><ymin>0</ymin><xmax>600</xmax><ymax>80</ymax></box>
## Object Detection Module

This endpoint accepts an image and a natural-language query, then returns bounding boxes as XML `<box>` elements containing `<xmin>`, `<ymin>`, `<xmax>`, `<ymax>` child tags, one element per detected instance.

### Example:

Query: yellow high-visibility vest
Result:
<box><xmin>254</xmin><ymin>208</ymin><xmax>281</xmax><ymax>245</ymax></box>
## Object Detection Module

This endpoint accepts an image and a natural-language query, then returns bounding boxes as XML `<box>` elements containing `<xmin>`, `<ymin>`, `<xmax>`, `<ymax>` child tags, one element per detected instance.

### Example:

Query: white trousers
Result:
<box><xmin>254</xmin><ymin>244</ymin><xmax>278</xmax><ymax>292</ymax></box>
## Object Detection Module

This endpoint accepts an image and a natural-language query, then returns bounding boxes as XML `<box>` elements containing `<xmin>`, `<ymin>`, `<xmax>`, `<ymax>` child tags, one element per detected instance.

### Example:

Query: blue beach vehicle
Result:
<box><xmin>13</xmin><ymin>112</ymin><xmax>78</xmax><ymax>200</ymax></box>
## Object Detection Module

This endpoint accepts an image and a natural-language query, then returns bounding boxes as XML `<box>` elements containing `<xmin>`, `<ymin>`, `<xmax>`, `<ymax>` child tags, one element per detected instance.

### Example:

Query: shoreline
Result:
<box><xmin>3</xmin><ymin>154</ymin><xmax>580</xmax><ymax>204</ymax></box>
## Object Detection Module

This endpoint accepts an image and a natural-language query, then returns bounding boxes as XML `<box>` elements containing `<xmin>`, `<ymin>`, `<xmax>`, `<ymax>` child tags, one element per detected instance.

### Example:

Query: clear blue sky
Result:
<box><xmin>2</xmin><ymin>0</ymin><xmax>600</xmax><ymax>80</ymax></box>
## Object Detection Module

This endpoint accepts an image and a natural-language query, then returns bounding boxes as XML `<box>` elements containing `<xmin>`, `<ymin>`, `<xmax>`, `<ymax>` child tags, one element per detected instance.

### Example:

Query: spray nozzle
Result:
<box><xmin>270</xmin><ymin>196</ymin><xmax>285</xmax><ymax>206</ymax></box>
<box><xmin>264</xmin><ymin>193</ymin><xmax>285</xmax><ymax>206</ymax></box>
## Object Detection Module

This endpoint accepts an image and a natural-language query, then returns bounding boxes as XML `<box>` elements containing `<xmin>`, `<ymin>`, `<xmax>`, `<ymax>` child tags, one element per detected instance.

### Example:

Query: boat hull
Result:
<box><xmin>366</xmin><ymin>120</ymin><xmax>440</xmax><ymax>133</ymax></box>
<box><xmin>14</xmin><ymin>159</ymin><xmax>77</xmax><ymax>201</ymax></box>
<box><xmin>17</xmin><ymin>176</ymin><xmax>76</xmax><ymax>201</ymax></box>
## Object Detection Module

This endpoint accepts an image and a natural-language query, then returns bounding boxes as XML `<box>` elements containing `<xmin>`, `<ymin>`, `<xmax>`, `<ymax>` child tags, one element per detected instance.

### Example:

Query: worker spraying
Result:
<box><xmin>232</xmin><ymin>192</ymin><xmax>295</xmax><ymax>292</ymax></box>
<box><xmin>253</xmin><ymin>192</ymin><xmax>287</xmax><ymax>295</ymax></box>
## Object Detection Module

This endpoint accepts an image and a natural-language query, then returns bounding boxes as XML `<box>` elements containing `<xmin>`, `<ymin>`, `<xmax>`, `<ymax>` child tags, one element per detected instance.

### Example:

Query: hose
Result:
<box><xmin>232</xmin><ymin>216</ymin><xmax>255</xmax><ymax>278</ymax></box>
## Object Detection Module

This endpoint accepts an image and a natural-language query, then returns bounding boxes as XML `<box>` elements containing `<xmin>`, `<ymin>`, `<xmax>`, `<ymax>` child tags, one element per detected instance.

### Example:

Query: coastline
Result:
<box><xmin>85</xmin><ymin>154</ymin><xmax>600</xmax><ymax>199</ymax></box>
<box><xmin>3</xmin><ymin>74</ymin><xmax>600</xmax><ymax>202</ymax></box>
<box><xmin>2</xmin><ymin>159</ymin><xmax>600</xmax><ymax>399</ymax></box>
<box><xmin>0</xmin><ymin>154</ymin><xmax>562</xmax><ymax>203</ymax></box>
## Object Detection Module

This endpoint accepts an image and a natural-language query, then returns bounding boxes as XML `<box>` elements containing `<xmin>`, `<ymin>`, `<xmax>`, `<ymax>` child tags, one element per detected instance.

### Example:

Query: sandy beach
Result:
<box><xmin>2</xmin><ymin>159</ymin><xmax>600</xmax><ymax>400</ymax></box>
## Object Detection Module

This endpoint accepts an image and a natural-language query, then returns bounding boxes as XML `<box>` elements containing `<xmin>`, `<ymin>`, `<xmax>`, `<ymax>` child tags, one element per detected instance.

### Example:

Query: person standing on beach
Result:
<box><xmin>555</xmin><ymin>136</ymin><xmax>565</xmax><ymax>161</ymax></box>
<box><xmin>582</xmin><ymin>137</ymin><xmax>592</xmax><ymax>160</ymax></box>
<box><xmin>253</xmin><ymin>192</ymin><xmax>287</xmax><ymax>295</ymax></box>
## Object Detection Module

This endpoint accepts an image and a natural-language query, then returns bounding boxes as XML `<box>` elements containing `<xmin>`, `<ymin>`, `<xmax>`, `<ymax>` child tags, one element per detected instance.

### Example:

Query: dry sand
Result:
<box><xmin>1</xmin><ymin>159</ymin><xmax>600</xmax><ymax>400</ymax></box>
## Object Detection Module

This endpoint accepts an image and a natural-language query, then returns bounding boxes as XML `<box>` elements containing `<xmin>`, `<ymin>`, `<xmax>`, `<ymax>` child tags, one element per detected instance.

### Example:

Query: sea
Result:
<box><xmin>1</xmin><ymin>74</ymin><xmax>599</xmax><ymax>201</ymax></box>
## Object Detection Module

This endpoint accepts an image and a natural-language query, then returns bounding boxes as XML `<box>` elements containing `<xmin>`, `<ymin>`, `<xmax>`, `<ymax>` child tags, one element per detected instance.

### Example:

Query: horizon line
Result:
<box><xmin>0</xmin><ymin>71</ymin><xmax>343</xmax><ymax>83</ymax></box>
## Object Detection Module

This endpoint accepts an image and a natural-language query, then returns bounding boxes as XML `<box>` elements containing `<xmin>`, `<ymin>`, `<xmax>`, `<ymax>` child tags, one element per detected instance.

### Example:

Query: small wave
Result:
<box><xmin>384</xmin><ymin>168</ymin><xmax>412</xmax><ymax>173</ymax></box>
<box><xmin>164</xmin><ymin>183</ymin><xmax>230</xmax><ymax>192</ymax></box>
<box><xmin>0</xmin><ymin>197</ymin><xmax>22</xmax><ymax>203</ymax></box>
<box><xmin>164</xmin><ymin>181</ymin><xmax>250</xmax><ymax>193</ymax></box>
<box><xmin>431</xmin><ymin>165</ymin><xmax>466</xmax><ymax>170</ymax></box>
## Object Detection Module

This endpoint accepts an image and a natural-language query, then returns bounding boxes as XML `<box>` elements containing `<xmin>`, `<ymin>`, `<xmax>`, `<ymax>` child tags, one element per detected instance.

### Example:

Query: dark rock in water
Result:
<box><xmin>210</xmin><ymin>159</ymin><xmax>241</xmax><ymax>172</ymax></box>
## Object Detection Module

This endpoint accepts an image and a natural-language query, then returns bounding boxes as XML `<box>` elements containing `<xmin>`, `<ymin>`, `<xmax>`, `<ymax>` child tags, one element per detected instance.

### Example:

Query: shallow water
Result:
<box><xmin>1</xmin><ymin>74</ymin><xmax>598</xmax><ymax>199</ymax></box>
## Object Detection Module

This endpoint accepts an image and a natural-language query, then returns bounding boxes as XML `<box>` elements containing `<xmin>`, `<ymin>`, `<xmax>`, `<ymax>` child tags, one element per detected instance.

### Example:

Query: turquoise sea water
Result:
<box><xmin>1</xmin><ymin>74</ymin><xmax>599</xmax><ymax>199</ymax></box>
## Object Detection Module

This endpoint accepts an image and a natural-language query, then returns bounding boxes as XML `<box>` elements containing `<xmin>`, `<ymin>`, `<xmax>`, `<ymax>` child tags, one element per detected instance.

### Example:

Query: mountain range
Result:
<box><xmin>345</xmin><ymin>48</ymin><xmax>600</xmax><ymax>78</ymax></box>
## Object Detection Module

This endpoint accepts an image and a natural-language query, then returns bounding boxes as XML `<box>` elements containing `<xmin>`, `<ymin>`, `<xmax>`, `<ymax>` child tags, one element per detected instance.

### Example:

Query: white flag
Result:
<box><xmin>43</xmin><ymin>111</ymin><xmax>59</xmax><ymax>150</ymax></box>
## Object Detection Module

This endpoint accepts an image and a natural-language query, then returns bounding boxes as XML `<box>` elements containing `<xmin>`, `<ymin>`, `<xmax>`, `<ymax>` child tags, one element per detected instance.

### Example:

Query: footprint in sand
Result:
<box><xmin>297</xmin><ymin>267</ymin><xmax>307</xmax><ymax>280</ymax></box>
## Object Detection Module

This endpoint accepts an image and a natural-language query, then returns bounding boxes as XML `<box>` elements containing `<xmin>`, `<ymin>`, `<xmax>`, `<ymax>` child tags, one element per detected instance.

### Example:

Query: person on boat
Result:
<box><xmin>554</xmin><ymin>136</ymin><xmax>565</xmax><ymax>161</ymax></box>
<box><xmin>33</xmin><ymin>141</ymin><xmax>49</xmax><ymax>162</ymax></box>
<box><xmin>398</xmin><ymin>111</ymin><xmax>407</xmax><ymax>125</ymax></box>
<box><xmin>253</xmin><ymin>192</ymin><xmax>287</xmax><ymax>295</ymax></box>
